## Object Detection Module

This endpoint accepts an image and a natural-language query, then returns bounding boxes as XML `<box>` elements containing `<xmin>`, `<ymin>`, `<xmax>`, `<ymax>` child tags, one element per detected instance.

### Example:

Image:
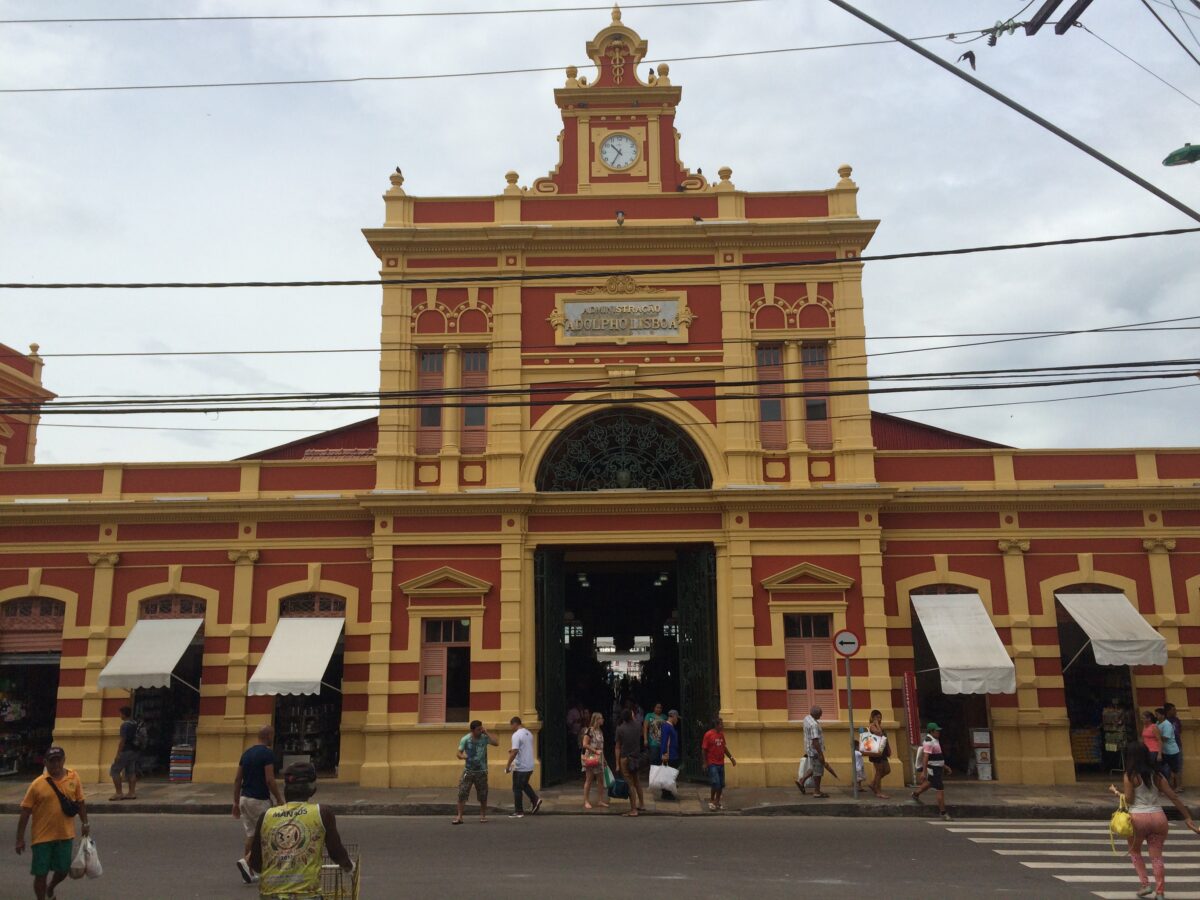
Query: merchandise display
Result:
<box><xmin>0</xmin><ymin>663</ymin><xmax>59</xmax><ymax>776</ymax></box>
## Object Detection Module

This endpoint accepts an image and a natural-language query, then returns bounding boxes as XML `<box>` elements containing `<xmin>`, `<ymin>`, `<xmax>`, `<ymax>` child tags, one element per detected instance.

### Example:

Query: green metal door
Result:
<box><xmin>676</xmin><ymin>544</ymin><xmax>719</xmax><ymax>779</ymax></box>
<box><xmin>535</xmin><ymin>547</ymin><xmax>569</xmax><ymax>784</ymax></box>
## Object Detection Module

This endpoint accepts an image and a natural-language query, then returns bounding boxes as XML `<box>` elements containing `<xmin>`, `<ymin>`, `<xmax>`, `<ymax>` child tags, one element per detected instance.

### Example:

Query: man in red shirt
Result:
<box><xmin>700</xmin><ymin>717</ymin><xmax>737</xmax><ymax>811</ymax></box>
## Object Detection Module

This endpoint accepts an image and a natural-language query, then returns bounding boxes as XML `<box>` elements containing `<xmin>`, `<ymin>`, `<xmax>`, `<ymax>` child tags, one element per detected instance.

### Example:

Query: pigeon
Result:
<box><xmin>395</xmin><ymin>166</ymin><xmax>402</xmax><ymax>174</ymax></box>
<box><xmin>692</xmin><ymin>215</ymin><xmax>703</xmax><ymax>223</ymax></box>
<box><xmin>957</xmin><ymin>51</ymin><xmax>976</xmax><ymax>70</ymax></box>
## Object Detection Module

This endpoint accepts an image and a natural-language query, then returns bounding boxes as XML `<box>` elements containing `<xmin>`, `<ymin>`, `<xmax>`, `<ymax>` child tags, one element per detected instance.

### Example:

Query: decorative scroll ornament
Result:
<box><xmin>576</xmin><ymin>275</ymin><xmax>664</xmax><ymax>295</ymax></box>
<box><xmin>535</xmin><ymin>407</ymin><xmax>712</xmax><ymax>492</ymax></box>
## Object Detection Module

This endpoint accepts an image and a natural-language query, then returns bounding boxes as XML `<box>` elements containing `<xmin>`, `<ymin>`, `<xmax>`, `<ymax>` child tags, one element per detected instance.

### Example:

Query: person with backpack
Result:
<box><xmin>16</xmin><ymin>745</ymin><xmax>90</xmax><ymax>900</ymax></box>
<box><xmin>109</xmin><ymin>705</ymin><xmax>141</xmax><ymax>801</ymax></box>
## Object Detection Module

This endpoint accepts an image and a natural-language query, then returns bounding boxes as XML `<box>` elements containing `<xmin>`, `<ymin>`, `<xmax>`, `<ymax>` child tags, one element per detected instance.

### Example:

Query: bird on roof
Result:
<box><xmin>692</xmin><ymin>215</ymin><xmax>703</xmax><ymax>223</ymax></box>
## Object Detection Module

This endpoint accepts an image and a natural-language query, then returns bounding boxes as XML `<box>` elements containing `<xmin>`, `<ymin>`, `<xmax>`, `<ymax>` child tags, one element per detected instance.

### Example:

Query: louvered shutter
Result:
<box><xmin>757</xmin><ymin>345</ymin><xmax>786</xmax><ymax>450</ymax></box>
<box><xmin>460</xmin><ymin>350</ymin><xmax>488</xmax><ymax>454</ymax></box>
<box><xmin>419</xmin><ymin>645</ymin><xmax>447</xmax><ymax>724</ymax></box>
<box><xmin>416</xmin><ymin>351</ymin><xmax>443</xmax><ymax>454</ymax></box>
<box><xmin>785</xmin><ymin>639</ymin><xmax>810</xmax><ymax>720</ymax></box>
<box><xmin>809</xmin><ymin>639</ymin><xmax>838</xmax><ymax>712</ymax></box>
<box><xmin>802</xmin><ymin>346</ymin><xmax>832</xmax><ymax>449</ymax></box>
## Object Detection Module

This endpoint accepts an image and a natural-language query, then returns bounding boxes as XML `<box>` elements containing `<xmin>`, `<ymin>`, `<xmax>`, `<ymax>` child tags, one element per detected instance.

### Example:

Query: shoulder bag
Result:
<box><xmin>45</xmin><ymin>776</ymin><xmax>80</xmax><ymax>818</ymax></box>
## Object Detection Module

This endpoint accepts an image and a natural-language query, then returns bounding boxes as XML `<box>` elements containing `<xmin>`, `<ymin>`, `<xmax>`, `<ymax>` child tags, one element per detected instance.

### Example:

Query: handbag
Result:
<box><xmin>1109</xmin><ymin>795</ymin><xmax>1134</xmax><ymax>854</ymax></box>
<box><xmin>582</xmin><ymin>749</ymin><xmax>602</xmax><ymax>769</ymax></box>
<box><xmin>45</xmin><ymin>776</ymin><xmax>80</xmax><ymax>819</ymax></box>
<box><xmin>860</xmin><ymin>733</ymin><xmax>888</xmax><ymax>757</ymax></box>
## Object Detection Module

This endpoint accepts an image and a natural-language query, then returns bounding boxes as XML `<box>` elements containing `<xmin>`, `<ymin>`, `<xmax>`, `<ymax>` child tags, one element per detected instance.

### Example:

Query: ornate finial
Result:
<box><xmin>718</xmin><ymin>166</ymin><xmax>732</xmax><ymax>183</ymax></box>
<box><xmin>612</xmin><ymin>4</ymin><xmax>622</xmax><ymax>22</ymax></box>
<box><xmin>28</xmin><ymin>343</ymin><xmax>40</xmax><ymax>356</ymax></box>
<box><xmin>505</xmin><ymin>171</ymin><xmax>518</xmax><ymax>186</ymax></box>
<box><xmin>836</xmin><ymin>164</ymin><xmax>856</xmax><ymax>188</ymax></box>
<box><xmin>566</xmin><ymin>65</ymin><xmax>577</xmax><ymax>79</ymax></box>
<box><xmin>390</xmin><ymin>168</ymin><xmax>404</xmax><ymax>187</ymax></box>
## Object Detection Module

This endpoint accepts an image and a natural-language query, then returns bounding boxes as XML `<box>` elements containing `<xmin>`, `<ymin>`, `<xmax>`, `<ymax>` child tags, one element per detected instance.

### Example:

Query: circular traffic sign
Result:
<box><xmin>832</xmin><ymin>629</ymin><xmax>861</xmax><ymax>657</ymax></box>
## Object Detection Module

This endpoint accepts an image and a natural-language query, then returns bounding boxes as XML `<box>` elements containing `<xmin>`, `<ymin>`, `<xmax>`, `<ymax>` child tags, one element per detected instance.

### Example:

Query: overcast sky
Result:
<box><xmin>1</xmin><ymin>0</ymin><xmax>1198</xmax><ymax>464</ymax></box>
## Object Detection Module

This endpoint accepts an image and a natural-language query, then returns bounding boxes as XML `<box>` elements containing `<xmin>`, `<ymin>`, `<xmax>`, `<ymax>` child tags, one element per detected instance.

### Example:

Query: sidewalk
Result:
<box><xmin>0</xmin><ymin>774</ymin><xmax>1130</xmax><ymax>820</ymax></box>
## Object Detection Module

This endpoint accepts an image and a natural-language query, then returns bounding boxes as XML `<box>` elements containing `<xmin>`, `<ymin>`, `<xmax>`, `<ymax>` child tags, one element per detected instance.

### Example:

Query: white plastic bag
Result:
<box><xmin>83</xmin><ymin>837</ymin><xmax>103</xmax><ymax>879</ymax></box>
<box><xmin>797</xmin><ymin>755</ymin><xmax>811</xmax><ymax>782</ymax></box>
<box><xmin>69</xmin><ymin>839</ymin><xmax>88</xmax><ymax>879</ymax></box>
<box><xmin>649</xmin><ymin>764</ymin><xmax>679</xmax><ymax>795</ymax></box>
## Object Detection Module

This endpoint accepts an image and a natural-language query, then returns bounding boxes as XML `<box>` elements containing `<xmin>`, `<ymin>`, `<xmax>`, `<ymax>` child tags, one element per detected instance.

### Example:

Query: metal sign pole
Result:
<box><xmin>847</xmin><ymin>661</ymin><xmax>857</xmax><ymax>799</ymax></box>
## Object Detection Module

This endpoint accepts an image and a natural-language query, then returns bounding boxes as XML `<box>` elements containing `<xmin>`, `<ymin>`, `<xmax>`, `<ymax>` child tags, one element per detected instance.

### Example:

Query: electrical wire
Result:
<box><xmin>1080</xmin><ymin>24</ymin><xmax>1200</xmax><ymax>108</ymax></box>
<box><xmin>2</xmin><ymin>225</ymin><xmax>1197</xmax><ymax>290</ymax></box>
<box><xmin>1149</xmin><ymin>0</ymin><xmax>1200</xmax><ymax>19</ymax></box>
<box><xmin>0</xmin><ymin>0</ymin><xmax>762</xmax><ymax>26</ymax></box>
<box><xmin>32</xmin><ymin>381</ymin><xmax>1200</xmax><ymax>438</ymax></box>
<box><xmin>1140</xmin><ymin>0</ymin><xmax>1200</xmax><ymax>68</ymax></box>
<box><xmin>1169</xmin><ymin>0</ymin><xmax>1200</xmax><ymax>50</ymax></box>
<box><xmin>0</xmin><ymin>31</ymin><xmax>996</xmax><ymax>94</ymax></box>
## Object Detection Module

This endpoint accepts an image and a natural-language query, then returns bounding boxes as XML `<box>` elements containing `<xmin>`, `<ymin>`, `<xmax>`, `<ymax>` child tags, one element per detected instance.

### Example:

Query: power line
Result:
<box><xmin>1141</xmin><ymin>0</ymin><xmax>1200</xmax><ymax>67</ymax></box>
<box><xmin>32</xmin><ymin>381</ymin><xmax>1200</xmax><ymax>438</ymax></box>
<box><xmin>2</xmin><ymin>225</ymin><xmax>1197</xmax><ymax>291</ymax></box>
<box><xmin>825</xmin><ymin>0</ymin><xmax>1200</xmax><ymax>224</ymax></box>
<box><xmin>1148</xmin><ymin>0</ymin><xmax>1200</xmax><ymax>19</ymax></box>
<box><xmin>1080</xmin><ymin>24</ymin><xmax>1200</xmax><ymax>108</ymax></box>
<box><xmin>0</xmin><ymin>31</ymin><xmax>992</xmax><ymax>94</ymax></box>
<box><xmin>1169</xmin><ymin>0</ymin><xmax>1200</xmax><ymax>49</ymax></box>
<box><xmin>0</xmin><ymin>1</ymin><xmax>761</xmax><ymax>26</ymax></box>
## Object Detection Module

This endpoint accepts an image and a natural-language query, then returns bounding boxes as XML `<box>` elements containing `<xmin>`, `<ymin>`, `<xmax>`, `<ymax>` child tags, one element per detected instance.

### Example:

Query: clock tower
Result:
<box><xmin>532</xmin><ymin>5</ymin><xmax>706</xmax><ymax>195</ymax></box>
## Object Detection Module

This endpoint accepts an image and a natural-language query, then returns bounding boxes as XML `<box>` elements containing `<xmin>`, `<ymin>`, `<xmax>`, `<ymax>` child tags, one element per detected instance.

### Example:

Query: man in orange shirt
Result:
<box><xmin>15</xmin><ymin>746</ymin><xmax>90</xmax><ymax>900</ymax></box>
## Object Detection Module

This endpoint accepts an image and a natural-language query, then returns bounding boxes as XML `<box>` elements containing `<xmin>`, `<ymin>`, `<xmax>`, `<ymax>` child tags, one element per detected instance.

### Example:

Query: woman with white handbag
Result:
<box><xmin>864</xmin><ymin>709</ymin><xmax>892</xmax><ymax>799</ymax></box>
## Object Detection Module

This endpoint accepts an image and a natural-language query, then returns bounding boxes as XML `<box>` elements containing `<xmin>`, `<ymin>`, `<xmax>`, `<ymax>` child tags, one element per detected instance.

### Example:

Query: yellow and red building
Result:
<box><xmin>2</xmin><ymin>10</ymin><xmax>1199</xmax><ymax>788</ymax></box>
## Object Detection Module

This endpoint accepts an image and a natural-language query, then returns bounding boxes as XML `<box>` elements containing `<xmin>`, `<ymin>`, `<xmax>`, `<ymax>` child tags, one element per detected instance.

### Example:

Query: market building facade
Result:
<box><xmin>2</xmin><ymin>10</ymin><xmax>1199</xmax><ymax>788</ymax></box>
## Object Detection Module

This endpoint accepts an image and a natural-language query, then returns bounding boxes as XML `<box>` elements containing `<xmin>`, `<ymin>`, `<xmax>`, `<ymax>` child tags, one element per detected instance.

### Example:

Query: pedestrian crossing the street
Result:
<box><xmin>930</xmin><ymin>819</ymin><xmax>1200</xmax><ymax>898</ymax></box>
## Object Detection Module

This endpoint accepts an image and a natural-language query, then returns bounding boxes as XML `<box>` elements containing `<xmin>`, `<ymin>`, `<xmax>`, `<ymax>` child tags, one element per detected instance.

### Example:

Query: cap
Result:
<box><xmin>925</xmin><ymin>722</ymin><xmax>941</xmax><ymax>732</ymax></box>
<box><xmin>282</xmin><ymin>761</ymin><xmax>318</xmax><ymax>785</ymax></box>
<box><xmin>44</xmin><ymin>745</ymin><xmax>65</xmax><ymax>759</ymax></box>
<box><xmin>667</xmin><ymin>709</ymin><xmax>679</xmax><ymax>718</ymax></box>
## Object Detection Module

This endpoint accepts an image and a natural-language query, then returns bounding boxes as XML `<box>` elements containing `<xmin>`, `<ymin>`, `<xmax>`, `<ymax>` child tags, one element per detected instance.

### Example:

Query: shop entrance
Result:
<box><xmin>273</xmin><ymin>650</ymin><xmax>344</xmax><ymax>776</ymax></box>
<box><xmin>132</xmin><ymin>641</ymin><xmax>202</xmax><ymax>775</ymax></box>
<box><xmin>910</xmin><ymin>588</ymin><xmax>989</xmax><ymax>775</ymax></box>
<box><xmin>0</xmin><ymin>598</ymin><xmax>65</xmax><ymax>776</ymax></box>
<box><xmin>1057</xmin><ymin>587</ymin><xmax>1135</xmax><ymax>774</ymax></box>
<box><xmin>536</xmin><ymin>545</ymin><xmax>718</xmax><ymax>785</ymax></box>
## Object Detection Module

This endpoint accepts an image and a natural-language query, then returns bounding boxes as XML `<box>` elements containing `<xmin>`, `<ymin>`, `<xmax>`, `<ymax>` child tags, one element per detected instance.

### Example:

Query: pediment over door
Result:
<box><xmin>399</xmin><ymin>566</ymin><xmax>492</xmax><ymax>607</ymax></box>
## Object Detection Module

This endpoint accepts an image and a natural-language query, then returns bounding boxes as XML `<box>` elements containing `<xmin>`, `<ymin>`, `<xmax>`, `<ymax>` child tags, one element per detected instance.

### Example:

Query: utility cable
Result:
<box><xmin>1141</xmin><ymin>0</ymin><xmax>1200</xmax><ymax>67</ymax></box>
<box><xmin>1080</xmin><ymin>24</ymin><xmax>1200</xmax><ymax>108</ymax></box>
<box><xmin>1170</xmin><ymin>0</ymin><xmax>1200</xmax><ymax>50</ymax></box>
<box><xmin>0</xmin><ymin>30</ymin><xmax>1015</xmax><ymax>94</ymax></box>
<box><xmin>2</xmin><ymin>225</ymin><xmax>1197</xmax><ymax>290</ymax></box>
<box><xmin>0</xmin><ymin>1</ymin><xmax>762</xmax><ymax>26</ymax></box>
<box><xmin>825</xmin><ymin>0</ymin><xmax>1200</xmax><ymax>224</ymax></box>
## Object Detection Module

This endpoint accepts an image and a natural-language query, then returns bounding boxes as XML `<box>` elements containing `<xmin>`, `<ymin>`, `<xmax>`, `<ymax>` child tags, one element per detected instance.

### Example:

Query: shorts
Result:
<box><xmin>1163</xmin><ymin>752</ymin><xmax>1182</xmax><ymax>775</ymax></box>
<box><xmin>457</xmin><ymin>769</ymin><xmax>488</xmax><ymax>803</ymax></box>
<box><xmin>707</xmin><ymin>764</ymin><xmax>726</xmax><ymax>790</ymax></box>
<box><xmin>110</xmin><ymin>749</ymin><xmax>139</xmax><ymax>780</ymax></box>
<box><xmin>924</xmin><ymin>765</ymin><xmax>945</xmax><ymax>790</ymax></box>
<box><xmin>30</xmin><ymin>839</ymin><xmax>73</xmax><ymax>877</ymax></box>
<box><xmin>239</xmin><ymin>796</ymin><xmax>273</xmax><ymax>838</ymax></box>
<box><xmin>806</xmin><ymin>752</ymin><xmax>825</xmax><ymax>778</ymax></box>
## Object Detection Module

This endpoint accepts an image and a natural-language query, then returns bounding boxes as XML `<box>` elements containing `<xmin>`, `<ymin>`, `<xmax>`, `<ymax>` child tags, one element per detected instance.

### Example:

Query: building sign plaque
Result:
<box><xmin>549</xmin><ymin>276</ymin><xmax>694</xmax><ymax>345</ymax></box>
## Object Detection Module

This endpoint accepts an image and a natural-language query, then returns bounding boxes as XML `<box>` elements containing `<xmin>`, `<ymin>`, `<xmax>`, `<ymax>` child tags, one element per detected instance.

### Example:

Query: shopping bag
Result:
<box><xmin>859</xmin><ymin>733</ymin><xmax>887</xmax><ymax>756</ymax></box>
<box><xmin>608</xmin><ymin>777</ymin><xmax>630</xmax><ymax>799</ymax></box>
<box><xmin>797</xmin><ymin>755</ymin><xmax>811</xmax><ymax>782</ymax></box>
<box><xmin>69</xmin><ymin>838</ymin><xmax>88</xmax><ymax>879</ymax></box>
<box><xmin>649</xmin><ymin>764</ymin><xmax>679</xmax><ymax>795</ymax></box>
<box><xmin>83</xmin><ymin>837</ymin><xmax>103</xmax><ymax>879</ymax></box>
<box><xmin>602</xmin><ymin>763</ymin><xmax>615</xmax><ymax>789</ymax></box>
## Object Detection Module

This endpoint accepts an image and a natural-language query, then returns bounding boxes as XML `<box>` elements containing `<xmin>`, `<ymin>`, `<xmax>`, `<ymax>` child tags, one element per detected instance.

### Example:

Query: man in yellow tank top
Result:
<box><xmin>250</xmin><ymin>761</ymin><xmax>353</xmax><ymax>899</ymax></box>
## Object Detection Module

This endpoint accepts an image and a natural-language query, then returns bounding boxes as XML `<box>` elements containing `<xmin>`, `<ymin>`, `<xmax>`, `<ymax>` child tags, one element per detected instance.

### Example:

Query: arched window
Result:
<box><xmin>280</xmin><ymin>593</ymin><xmax>346</xmax><ymax>618</ymax></box>
<box><xmin>910</xmin><ymin>584</ymin><xmax>977</xmax><ymax>596</ymax></box>
<box><xmin>535</xmin><ymin>407</ymin><xmax>712</xmax><ymax>492</ymax></box>
<box><xmin>139</xmin><ymin>595</ymin><xmax>206</xmax><ymax>620</ymax></box>
<box><xmin>0</xmin><ymin>598</ymin><xmax>66</xmax><ymax>652</ymax></box>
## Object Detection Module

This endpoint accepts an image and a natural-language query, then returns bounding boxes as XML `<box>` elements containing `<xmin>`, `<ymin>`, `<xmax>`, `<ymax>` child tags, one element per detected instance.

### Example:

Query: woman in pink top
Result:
<box><xmin>1142</xmin><ymin>710</ymin><xmax>1163</xmax><ymax>764</ymax></box>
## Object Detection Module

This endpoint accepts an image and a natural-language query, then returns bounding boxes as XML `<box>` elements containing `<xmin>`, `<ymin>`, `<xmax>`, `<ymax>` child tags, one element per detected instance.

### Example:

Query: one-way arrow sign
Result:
<box><xmin>832</xmin><ymin>629</ymin><xmax>861</xmax><ymax>657</ymax></box>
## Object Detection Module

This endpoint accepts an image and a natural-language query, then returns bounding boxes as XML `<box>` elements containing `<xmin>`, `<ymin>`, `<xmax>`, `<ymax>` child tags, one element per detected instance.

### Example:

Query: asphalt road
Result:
<box><xmin>2</xmin><ymin>813</ymin><xmax>1149</xmax><ymax>899</ymax></box>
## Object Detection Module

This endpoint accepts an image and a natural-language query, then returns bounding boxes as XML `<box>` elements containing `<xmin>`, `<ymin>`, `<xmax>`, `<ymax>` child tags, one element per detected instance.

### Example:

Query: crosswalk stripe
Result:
<box><xmin>996</xmin><ymin>849</ymin><xmax>1200</xmax><ymax>857</ymax></box>
<box><xmin>1024</xmin><ymin>861</ymin><xmax>1200</xmax><ymax>869</ymax></box>
<box><xmin>1058</xmin><ymin>874</ymin><xmax>1200</xmax><ymax>882</ymax></box>
<box><xmin>1092</xmin><ymin>894</ymin><xmax>1200</xmax><ymax>900</ymax></box>
<box><xmin>949</xmin><ymin>827</ymin><xmax>1120</xmax><ymax>833</ymax></box>
<box><xmin>969</xmin><ymin>838</ymin><xmax>1117</xmax><ymax>844</ymax></box>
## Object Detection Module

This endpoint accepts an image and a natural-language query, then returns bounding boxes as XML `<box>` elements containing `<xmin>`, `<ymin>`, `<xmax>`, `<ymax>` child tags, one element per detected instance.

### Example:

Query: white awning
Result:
<box><xmin>97</xmin><ymin>618</ymin><xmax>204</xmax><ymax>691</ymax></box>
<box><xmin>912</xmin><ymin>593</ymin><xmax>1016</xmax><ymax>695</ymax></box>
<box><xmin>1055</xmin><ymin>592</ymin><xmax>1167</xmax><ymax>666</ymax></box>
<box><xmin>248</xmin><ymin>617</ymin><xmax>344</xmax><ymax>696</ymax></box>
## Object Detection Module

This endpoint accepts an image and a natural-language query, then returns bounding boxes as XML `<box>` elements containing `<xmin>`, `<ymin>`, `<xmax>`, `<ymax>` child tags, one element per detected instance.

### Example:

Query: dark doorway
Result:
<box><xmin>911</xmin><ymin>609</ymin><xmax>988</xmax><ymax>775</ymax></box>
<box><xmin>535</xmin><ymin>545</ymin><xmax>718</xmax><ymax>785</ymax></box>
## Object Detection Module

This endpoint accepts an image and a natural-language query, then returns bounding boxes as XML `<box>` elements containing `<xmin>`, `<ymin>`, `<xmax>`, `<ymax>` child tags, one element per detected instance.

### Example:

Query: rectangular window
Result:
<box><xmin>783</xmin><ymin>613</ymin><xmax>837</xmax><ymax>720</ymax></box>
<box><xmin>460</xmin><ymin>349</ymin><xmax>488</xmax><ymax>454</ymax></box>
<box><xmin>801</xmin><ymin>341</ymin><xmax>832</xmax><ymax>450</ymax></box>
<box><xmin>419</xmin><ymin>617</ymin><xmax>471</xmax><ymax>724</ymax></box>
<box><xmin>756</xmin><ymin>343</ymin><xmax>786</xmax><ymax>450</ymax></box>
<box><xmin>416</xmin><ymin>350</ymin><xmax>445</xmax><ymax>455</ymax></box>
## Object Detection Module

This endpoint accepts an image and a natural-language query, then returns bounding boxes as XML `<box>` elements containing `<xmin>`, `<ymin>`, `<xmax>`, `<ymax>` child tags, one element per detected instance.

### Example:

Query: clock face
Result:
<box><xmin>599</xmin><ymin>133</ymin><xmax>640</xmax><ymax>171</ymax></box>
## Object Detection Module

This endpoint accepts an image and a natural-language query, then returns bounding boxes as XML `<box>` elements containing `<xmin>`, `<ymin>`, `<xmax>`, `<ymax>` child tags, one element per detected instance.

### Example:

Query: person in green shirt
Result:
<box><xmin>643</xmin><ymin>702</ymin><xmax>665</xmax><ymax>767</ymax></box>
<box><xmin>452</xmin><ymin>720</ymin><xmax>498</xmax><ymax>825</ymax></box>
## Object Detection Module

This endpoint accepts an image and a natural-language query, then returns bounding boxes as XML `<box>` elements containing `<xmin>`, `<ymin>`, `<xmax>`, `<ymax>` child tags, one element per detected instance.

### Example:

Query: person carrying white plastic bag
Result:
<box><xmin>71</xmin><ymin>836</ymin><xmax>102</xmax><ymax>879</ymax></box>
<box><xmin>648</xmin><ymin>763</ymin><xmax>679</xmax><ymax>796</ymax></box>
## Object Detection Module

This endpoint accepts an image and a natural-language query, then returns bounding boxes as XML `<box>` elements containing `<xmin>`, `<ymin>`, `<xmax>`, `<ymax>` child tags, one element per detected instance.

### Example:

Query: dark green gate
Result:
<box><xmin>535</xmin><ymin>547</ymin><xmax>569</xmax><ymax>784</ymax></box>
<box><xmin>676</xmin><ymin>545</ymin><xmax>719</xmax><ymax>779</ymax></box>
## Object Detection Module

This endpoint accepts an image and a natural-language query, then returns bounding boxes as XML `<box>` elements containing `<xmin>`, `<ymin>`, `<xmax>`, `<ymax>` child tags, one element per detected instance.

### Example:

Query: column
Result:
<box><xmin>490</xmin><ymin>281</ymin><xmax>524</xmax><ymax>488</ymax></box>
<box><xmin>69</xmin><ymin>553</ymin><xmax>119</xmax><ymax>782</ymax></box>
<box><xmin>376</xmin><ymin>284</ymin><xmax>416</xmax><ymax>490</ymax></box>
<box><xmin>360</xmin><ymin>542</ymin><xmax>395</xmax><ymax>787</ymax></box>
<box><xmin>439</xmin><ymin>344</ymin><xmax>462</xmax><ymax>492</ymax></box>
<box><xmin>717</xmin><ymin>271</ymin><xmax>757</xmax><ymax>486</ymax></box>
<box><xmin>783</xmin><ymin>339</ymin><xmax>810</xmax><ymax>487</ymax></box>
<box><xmin>1145</xmin><ymin>538</ymin><xmax>1184</xmax><ymax>706</ymax></box>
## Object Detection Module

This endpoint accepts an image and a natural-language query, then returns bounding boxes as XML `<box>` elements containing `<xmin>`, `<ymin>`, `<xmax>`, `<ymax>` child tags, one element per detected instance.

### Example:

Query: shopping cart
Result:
<box><xmin>319</xmin><ymin>843</ymin><xmax>360</xmax><ymax>900</ymax></box>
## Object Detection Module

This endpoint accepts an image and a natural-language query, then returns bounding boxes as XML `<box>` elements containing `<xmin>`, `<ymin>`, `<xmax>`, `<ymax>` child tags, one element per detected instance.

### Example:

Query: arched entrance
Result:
<box><xmin>535</xmin><ymin>407</ymin><xmax>712</xmax><ymax>492</ymax></box>
<box><xmin>0</xmin><ymin>598</ymin><xmax>65</xmax><ymax>775</ymax></box>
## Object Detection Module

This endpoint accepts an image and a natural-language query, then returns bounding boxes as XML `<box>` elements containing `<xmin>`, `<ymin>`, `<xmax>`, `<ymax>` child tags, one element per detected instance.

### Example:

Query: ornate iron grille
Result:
<box><xmin>280</xmin><ymin>593</ymin><xmax>345</xmax><ymax>618</ymax></box>
<box><xmin>0</xmin><ymin>598</ymin><xmax>65</xmax><ymax>631</ymax></box>
<box><xmin>535</xmin><ymin>408</ymin><xmax>712</xmax><ymax>492</ymax></box>
<box><xmin>139</xmin><ymin>595</ymin><xmax>206</xmax><ymax>619</ymax></box>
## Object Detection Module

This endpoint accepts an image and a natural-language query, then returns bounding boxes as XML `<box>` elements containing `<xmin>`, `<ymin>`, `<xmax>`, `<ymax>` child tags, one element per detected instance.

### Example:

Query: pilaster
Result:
<box><xmin>360</xmin><ymin>542</ymin><xmax>395</xmax><ymax>787</ymax></box>
<box><xmin>1144</xmin><ymin>538</ymin><xmax>1185</xmax><ymax>706</ymax></box>
<box><xmin>783</xmin><ymin>340</ymin><xmax>810</xmax><ymax>487</ymax></box>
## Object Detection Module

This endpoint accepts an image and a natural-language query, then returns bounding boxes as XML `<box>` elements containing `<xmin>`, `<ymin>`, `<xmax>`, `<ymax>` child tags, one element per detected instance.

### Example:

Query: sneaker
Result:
<box><xmin>531</xmin><ymin>797</ymin><xmax>543</xmax><ymax>815</ymax></box>
<box><xmin>1136</xmin><ymin>887</ymin><xmax>1154</xmax><ymax>898</ymax></box>
<box><xmin>236</xmin><ymin>858</ymin><xmax>253</xmax><ymax>884</ymax></box>
<box><xmin>940</xmin><ymin>811</ymin><xmax>952</xmax><ymax>821</ymax></box>
<box><xmin>910</xmin><ymin>792</ymin><xmax>923</xmax><ymax>805</ymax></box>
<box><xmin>708</xmin><ymin>801</ymin><xmax>717</xmax><ymax>811</ymax></box>
<box><xmin>509</xmin><ymin>812</ymin><xmax>524</xmax><ymax>818</ymax></box>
